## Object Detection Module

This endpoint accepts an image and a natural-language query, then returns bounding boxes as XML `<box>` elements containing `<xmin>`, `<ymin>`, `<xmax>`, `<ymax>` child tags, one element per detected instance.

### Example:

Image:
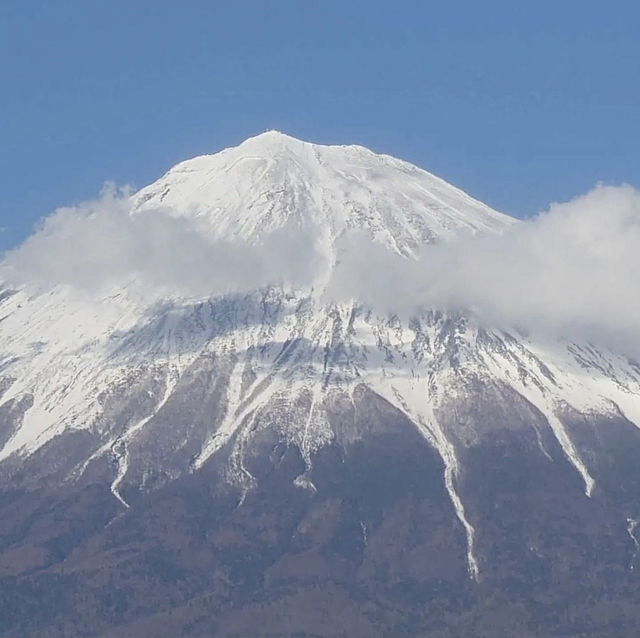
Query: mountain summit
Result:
<box><xmin>1</xmin><ymin>134</ymin><xmax>640</xmax><ymax>637</ymax></box>
<box><xmin>132</xmin><ymin>131</ymin><xmax>513</xmax><ymax>254</ymax></box>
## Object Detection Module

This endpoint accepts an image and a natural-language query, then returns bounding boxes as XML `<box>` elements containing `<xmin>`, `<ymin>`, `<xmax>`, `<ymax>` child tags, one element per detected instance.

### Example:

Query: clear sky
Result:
<box><xmin>1</xmin><ymin>0</ymin><xmax>638</xmax><ymax>252</ymax></box>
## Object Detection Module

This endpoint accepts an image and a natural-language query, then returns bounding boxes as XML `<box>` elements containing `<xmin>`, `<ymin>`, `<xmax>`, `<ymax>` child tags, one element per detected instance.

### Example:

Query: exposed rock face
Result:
<box><xmin>1</xmin><ymin>133</ymin><xmax>640</xmax><ymax>636</ymax></box>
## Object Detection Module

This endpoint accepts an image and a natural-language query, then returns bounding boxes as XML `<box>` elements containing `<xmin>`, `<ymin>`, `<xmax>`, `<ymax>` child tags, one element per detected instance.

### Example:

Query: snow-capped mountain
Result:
<box><xmin>131</xmin><ymin>130</ymin><xmax>512</xmax><ymax>248</ymax></box>
<box><xmin>2</xmin><ymin>132</ymin><xmax>640</xmax><ymax>637</ymax></box>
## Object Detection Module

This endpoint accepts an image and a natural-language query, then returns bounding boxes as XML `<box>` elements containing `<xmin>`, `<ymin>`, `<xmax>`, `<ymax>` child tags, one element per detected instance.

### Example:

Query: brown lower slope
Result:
<box><xmin>2</xmin><ymin>412</ymin><xmax>640</xmax><ymax>636</ymax></box>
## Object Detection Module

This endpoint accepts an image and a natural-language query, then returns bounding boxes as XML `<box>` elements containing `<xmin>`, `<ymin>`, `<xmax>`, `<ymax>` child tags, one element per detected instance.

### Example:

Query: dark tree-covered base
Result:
<box><xmin>2</xmin><ymin>418</ymin><xmax>640</xmax><ymax>638</ymax></box>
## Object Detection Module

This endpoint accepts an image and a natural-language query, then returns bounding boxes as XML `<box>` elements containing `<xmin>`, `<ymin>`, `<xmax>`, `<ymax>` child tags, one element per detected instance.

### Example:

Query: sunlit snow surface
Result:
<box><xmin>1</xmin><ymin>132</ymin><xmax>639</xmax><ymax>579</ymax></box>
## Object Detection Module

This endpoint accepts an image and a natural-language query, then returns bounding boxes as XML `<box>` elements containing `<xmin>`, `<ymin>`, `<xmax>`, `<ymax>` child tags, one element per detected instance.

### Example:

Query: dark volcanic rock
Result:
<box><xmin>2</xmin><ymin>409</ymin><xmax>640</xmax><ymax>637</ymax></box>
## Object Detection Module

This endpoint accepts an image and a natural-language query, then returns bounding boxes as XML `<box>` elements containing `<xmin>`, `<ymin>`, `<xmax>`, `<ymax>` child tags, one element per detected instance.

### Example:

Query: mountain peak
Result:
<box><xmin>131</xmin><ymin>133</ymin><xmax>515</xmax><ymax>252</ymax></box>
<box><xmin>243</xmin><ymin>129</ymin><xmax>306</xmax><ymax>143</ymax></box>
<box><xmin>235</xmin><ymin>130</ymin><xmax>310</xmax><ymax>154</ymax></box>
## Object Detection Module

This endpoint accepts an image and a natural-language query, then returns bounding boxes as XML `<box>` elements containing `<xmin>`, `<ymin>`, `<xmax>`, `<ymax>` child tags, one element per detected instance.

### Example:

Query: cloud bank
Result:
<box><xmin>1</xmin><ymin>184</ymin><xmax>323</xmax><ymax>301</ymax></box>
<box><xmin>328</xmin><ymin>184</ymin><xmax>640</xmax><ymax>353</ymax></box>
<box><xmin>2</xmin><ymin>182</ymin><xmax>639</xmax><ymax>354</ymax></box>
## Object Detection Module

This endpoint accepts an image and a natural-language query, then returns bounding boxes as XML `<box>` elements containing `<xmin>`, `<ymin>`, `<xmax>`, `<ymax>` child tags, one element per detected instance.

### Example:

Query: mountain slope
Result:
<box><xmin>1</xmin><ymin>132</ymin><xmax>640</xmax><ymax>637</ymax></box>
<box><xmin>131</xmin><ymin>130</ymin><xmax>514</xmax><ymax>250</ymax></box>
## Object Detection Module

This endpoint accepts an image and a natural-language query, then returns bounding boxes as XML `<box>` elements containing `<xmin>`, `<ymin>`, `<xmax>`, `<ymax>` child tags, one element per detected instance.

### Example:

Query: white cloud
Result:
<box><xmin>0</xmin><ymin>183</ymin><xmax>324</xmax><ymax>301</ymax></box>
<box><xmin>2</xmin><ymin>181</ymin><xmax>639</xmax><ymax>355</ymax></box>
<box><xmin>327</xmin><ymin>184</ymin><xmax>640</xmax><ymax>354</ymax></box>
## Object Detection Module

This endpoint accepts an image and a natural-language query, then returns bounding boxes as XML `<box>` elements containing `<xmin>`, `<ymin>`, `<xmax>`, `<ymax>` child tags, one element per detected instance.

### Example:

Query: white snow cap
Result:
<box><xmin>3</xmin><ymin>131</ymin><xmax>640</xmax><ymax>356</ymax></box>
<box><xmin>130</xmin><ymin>129</ymin><xmax>514</xmax><ymax>252</ymax></box>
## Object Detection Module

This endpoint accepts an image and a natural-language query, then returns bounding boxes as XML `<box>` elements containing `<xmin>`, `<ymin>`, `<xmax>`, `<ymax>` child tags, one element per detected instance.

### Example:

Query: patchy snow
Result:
<box><xmin>0</xmin><ymin>132</ymin><xmax>639</xmax><ymax>575</ymax></box>
<box><xmin>628</xmin><ymin>518</ymin><xmax>640</xmax><ymax>570</ymax></box>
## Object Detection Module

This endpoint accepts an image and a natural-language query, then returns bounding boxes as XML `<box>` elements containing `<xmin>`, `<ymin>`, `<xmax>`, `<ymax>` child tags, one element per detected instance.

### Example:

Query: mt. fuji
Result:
<box><xmin>1</xmin><ymin>132</ymin><xmax>640</xmax><ymax>637</ymax></box>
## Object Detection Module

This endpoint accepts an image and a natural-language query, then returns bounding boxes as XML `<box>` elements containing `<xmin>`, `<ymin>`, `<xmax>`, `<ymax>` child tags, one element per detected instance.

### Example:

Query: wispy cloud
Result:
<box><xmin>0</xmin><ymin>183</ymin><xmax>323</xmax><ymax>300</ymax></box>
<box><xmin>327</xmin><ymin>184</ymin><xmax>640</xmax><ymax>353</ymax></box>
<box><xmin>2</xmin><ymin>182</ymin><xmax>639</xmax><ymax>355</ymax></box>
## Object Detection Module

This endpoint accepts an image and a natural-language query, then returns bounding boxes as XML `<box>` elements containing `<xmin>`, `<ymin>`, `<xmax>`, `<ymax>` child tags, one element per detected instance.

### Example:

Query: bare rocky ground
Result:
<box><xmin>2</xmin><ymin>397</ymin><xmax>640</xmax><ymax>637</ymax></box>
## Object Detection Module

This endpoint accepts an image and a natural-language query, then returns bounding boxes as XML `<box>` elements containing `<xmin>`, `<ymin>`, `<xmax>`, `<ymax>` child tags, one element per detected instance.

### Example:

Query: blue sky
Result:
<box><xmin>1</xmin><ymin>0</ymin><xmax>638</xmax><ymax>252</ymax></box>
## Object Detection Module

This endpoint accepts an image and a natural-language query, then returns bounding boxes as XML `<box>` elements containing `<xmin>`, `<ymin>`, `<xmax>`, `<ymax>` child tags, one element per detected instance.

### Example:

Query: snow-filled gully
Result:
<box><xmin>374</xmin><ymin>380</ymin><xmax>480</xmax><ymax>581</ymax></box>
